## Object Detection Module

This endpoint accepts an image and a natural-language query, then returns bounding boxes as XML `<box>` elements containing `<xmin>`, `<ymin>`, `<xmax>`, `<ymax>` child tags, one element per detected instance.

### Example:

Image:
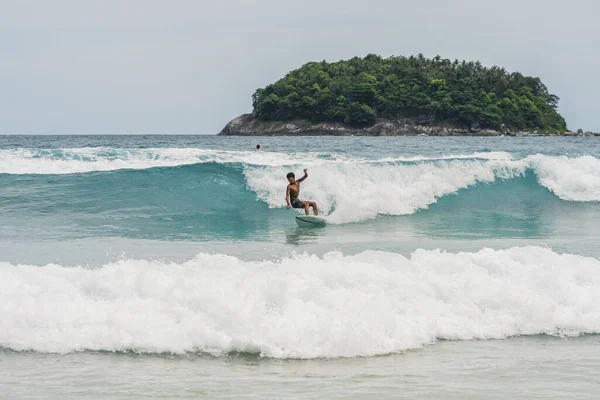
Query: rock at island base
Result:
<box><xmin>218</xmin><ymin>114</ymin><xmax>564</xmax><ymax>137</ymax></box>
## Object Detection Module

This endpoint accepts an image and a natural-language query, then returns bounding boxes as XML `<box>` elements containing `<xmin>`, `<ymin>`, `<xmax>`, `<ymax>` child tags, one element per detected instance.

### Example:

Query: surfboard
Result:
<box><xmin>295</xmin><ymin>215</ymin><xmax>326</xmax><ymax>228</ymax></box>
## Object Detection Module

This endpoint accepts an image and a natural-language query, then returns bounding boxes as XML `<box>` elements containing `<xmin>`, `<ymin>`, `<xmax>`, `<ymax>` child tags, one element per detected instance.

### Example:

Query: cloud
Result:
<box><xmin>1</xmin><ymin>0</ymin><xmax>598</xmax><ymax>133</ymax></box>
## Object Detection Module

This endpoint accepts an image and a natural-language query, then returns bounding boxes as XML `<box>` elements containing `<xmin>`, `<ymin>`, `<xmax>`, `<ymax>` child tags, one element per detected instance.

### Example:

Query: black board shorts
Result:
<box><xmin>291</xmin><ymin>198</ymin><xmax>305</xmax><ymax>209</ymax></box>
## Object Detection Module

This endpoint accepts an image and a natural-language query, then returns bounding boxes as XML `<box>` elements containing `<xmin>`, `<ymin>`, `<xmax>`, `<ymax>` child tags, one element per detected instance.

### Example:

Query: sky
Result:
<box><xmin>1</xmin><ymin>0</ymin><xmax>599</xmax><ymax>134</ymax></box>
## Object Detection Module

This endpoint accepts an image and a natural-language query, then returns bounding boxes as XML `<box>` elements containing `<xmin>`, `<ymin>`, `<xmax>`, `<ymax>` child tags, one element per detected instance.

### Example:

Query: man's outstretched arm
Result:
<box><xmin>297</xmin><ymin>168</ymin><xmax>308</xmax><ymax>183</ymax></box>
<box><xmin>285</xmin><ymin>185</ymin><xmax>291</xmax><ymax>209</ymax></box>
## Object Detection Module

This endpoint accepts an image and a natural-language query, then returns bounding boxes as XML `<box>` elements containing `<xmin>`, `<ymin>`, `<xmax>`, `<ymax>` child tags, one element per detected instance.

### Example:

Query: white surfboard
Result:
<box><xmin>295</xmin><ymin>215</ymin><xmax>326</xmax><ymax>227</ymax></box>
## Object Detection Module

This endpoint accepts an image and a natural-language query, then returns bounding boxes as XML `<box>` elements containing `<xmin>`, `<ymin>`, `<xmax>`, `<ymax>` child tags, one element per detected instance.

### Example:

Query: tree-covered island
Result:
<box><xmin>220</xmin><ymin>54</ymin><xmax>568</xmax><ymax>136</ymax></box>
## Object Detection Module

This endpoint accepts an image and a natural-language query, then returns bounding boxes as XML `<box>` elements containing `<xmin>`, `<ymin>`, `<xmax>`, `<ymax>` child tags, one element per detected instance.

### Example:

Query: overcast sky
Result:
<box><xmin>1</xmin><ymin>0</ymin><xmax>598</xmax><ymax>134</ymax></box>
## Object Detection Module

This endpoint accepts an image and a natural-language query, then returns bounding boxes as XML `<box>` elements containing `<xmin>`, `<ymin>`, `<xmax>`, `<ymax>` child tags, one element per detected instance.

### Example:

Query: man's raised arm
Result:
<box><xmin>297</xmin><ymin>168</ymin><xmax>308</xmax><ymax>183</ymax></box>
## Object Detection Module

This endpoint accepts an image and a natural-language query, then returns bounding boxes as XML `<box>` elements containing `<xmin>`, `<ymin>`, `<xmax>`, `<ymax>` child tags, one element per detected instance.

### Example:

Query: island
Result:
<box><xmin>219</xmin><ymin>54</ymin><xmax>570</xmax><ymax>136</ymax></box>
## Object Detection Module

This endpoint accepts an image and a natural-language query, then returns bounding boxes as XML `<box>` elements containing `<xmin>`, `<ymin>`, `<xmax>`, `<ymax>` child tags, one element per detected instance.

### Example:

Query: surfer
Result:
<box><xmin>256</xmin><ymin>144</ymin><xmax>261</xmax><ymax>152</ymax></box>
<box><xmin>286</xmin><ymin>169</ymin><xmax>318</xmax><ymax>216</ymax></box>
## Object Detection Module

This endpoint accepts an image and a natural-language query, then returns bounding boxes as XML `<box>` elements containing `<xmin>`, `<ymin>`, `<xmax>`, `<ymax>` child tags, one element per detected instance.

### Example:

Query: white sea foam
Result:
<box><xmin>2</xmin><ymin>247</ymin><xmax>600</xmax><ymax>358</ymax></box>
<box><xmin>0</xmin><ymin>148</ymin><xmax>321</xmax><ymax>174</ymax></box>
<box><xmin>1</xmin><ymin>148</ymin><xmax>600</xmax><ymax>214</ymax></box>
<box><xmin>0</xmin><ymin>148</ymin><xmax>512</xmax><ymax>175</ymax></box>
<box><xmin>375</xmin><ymin>151</ymin><xmax>513</xmax><ymax>163</ymax></box>
<box><xmin>526</xmin><ymin>154</ymin><xmax>600</xmax><ymax>202</ymax></box>
<box><xmin>246</xmin><ymin>154</ymin><xmax>600</xmax><ymax>223</ymax></box>
<box><xmin>245</xmin><ymin>158</ymin><xmax>529</xmax><ymax>223</ymax></box>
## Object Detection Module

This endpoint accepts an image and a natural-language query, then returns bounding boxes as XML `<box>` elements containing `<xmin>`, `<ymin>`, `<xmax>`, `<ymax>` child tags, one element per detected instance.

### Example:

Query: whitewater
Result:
<box><xmin>2</xmin><ymin>146</ymin><xmax>600</xmax><ymax>225</ymax></box>
<box><xmin>3</xmin><ymin>246</ymin><xmax>600</xmax><ymax>358</ymax></box>
<box><xmin>2</xmin><ymin>135</ymin><xmax>600</xmax><ymax>399</ymax></box>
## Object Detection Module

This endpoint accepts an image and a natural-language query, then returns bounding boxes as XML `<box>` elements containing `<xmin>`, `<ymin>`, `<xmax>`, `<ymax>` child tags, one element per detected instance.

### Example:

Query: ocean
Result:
<box><xmin>1</xmin><ymin>135</ymin><xmax>600</xmax><ymax>399</ymax></box>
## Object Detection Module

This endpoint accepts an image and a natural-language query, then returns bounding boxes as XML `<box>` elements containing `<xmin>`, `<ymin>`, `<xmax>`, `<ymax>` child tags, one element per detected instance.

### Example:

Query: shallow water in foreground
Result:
<box><xmin>3</xmin><ymin>336</ymin><xmax>600</xmax><ymax>399</ymax></box>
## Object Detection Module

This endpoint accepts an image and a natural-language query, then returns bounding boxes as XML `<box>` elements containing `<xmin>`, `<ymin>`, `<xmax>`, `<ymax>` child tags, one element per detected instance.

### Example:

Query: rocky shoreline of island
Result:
<box><xmin>218</xmin><ymin>114</ymin><xmax>598</xmax><ymax>137</ymax></box>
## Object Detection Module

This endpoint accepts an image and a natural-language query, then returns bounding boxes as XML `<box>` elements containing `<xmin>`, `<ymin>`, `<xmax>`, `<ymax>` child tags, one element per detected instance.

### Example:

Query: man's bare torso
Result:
<box><xmin>288</xmin><ymin>183</ymin><xmax>300</xmax><ymax>199</ymax></box>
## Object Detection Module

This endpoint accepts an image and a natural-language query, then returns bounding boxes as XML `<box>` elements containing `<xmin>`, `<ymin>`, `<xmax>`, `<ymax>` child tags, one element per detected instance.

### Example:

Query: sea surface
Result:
<box><xmin>1</xmin><ymin>135</ymin><xmax>600</xmax><ymax>399</ymax></box>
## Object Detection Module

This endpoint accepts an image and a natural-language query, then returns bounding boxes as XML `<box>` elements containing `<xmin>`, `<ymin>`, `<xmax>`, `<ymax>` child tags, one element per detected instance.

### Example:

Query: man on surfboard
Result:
<box><xmin>286</xmin><ymin>169</ymin><xmax>318</xmax><ymax>216</ymax></box>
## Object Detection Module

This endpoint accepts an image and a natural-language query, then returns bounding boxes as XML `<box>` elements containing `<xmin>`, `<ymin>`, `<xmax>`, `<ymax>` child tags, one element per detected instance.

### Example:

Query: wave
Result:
<box><xmin>245</xmin><ymin>155</ymin><xmax>600</xmax><ymax>223</ymax></box>
<box><xmin>1</xmin><ymin>149</ymin><xmax>599</xmax><ymax>225</ymax></box>
<box><xmin>0</xmin><ymin>147</ymin><xmax>286</xmax><ymax>174</ymax></box>
<box><xmin>0</xmin><ymin>147</ymin><xmax>512</xmax><ymax>175</ymax></box>
<box><xmin>0</xmin><ymin>162</ymin><xmax>282</xmax><ymax>241</ymax></box>
<box><xmin>527</xmin><ymin>155</ymin><xmax>600</xmax><ymax>202</ymax></box>
<box><xmin>2</xmin><ymin>246</ymin><xmax>599</xmax><ymax>358</ymax></box>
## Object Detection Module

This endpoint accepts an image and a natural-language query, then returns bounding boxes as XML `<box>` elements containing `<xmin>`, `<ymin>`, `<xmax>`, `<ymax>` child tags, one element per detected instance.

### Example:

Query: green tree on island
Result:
<box><xmin>251</xmin><ymin>54</ymin><xmax>566</xmax><ymax>132</ymax></box>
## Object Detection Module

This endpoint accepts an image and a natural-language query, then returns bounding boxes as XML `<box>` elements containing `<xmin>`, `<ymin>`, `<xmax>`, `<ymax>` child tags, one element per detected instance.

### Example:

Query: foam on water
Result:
<box><xmin>245</xmin><ymin>159</ymin><xmax>530</xmax><ymax>223</ymax></box>
<box><xmin>0</xmin><ymin>148</ymin><xmax>334</xmax><ymax>174</ymax></box>
<box><xmin>246</xmin><ymin>155</ymin><xmax>600</xmax><ymax>223</ymax></box>
<box><xmin>1</xmin><ymin>246</ymin><xmax>599</xmax><ymax>358</ymax></box>
<box><xmin>1</xmin><ymin>148</ymin><xmax>600</xmax><ymax>225</ymax></box>
<box><xmin>375</xmin><ymin>151</ymin><xmax>513</xmax><ymax>163</ymax></box>
<box><xmin>527</xmin><ymin>154</ymin><xmax>600</xmax><ymax>201</ymax></box>
<box><xmin>0</xmin><ymin>148</ymin><xmax>512</xmax><ymax>175</ymax></box>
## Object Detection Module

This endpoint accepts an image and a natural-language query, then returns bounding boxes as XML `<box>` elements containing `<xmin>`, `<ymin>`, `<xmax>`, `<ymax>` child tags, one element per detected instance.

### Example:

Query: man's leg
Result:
<box><xmin>309</xmin><ymin>201</ymin><xmax>318</xmax><ymax>216</ymax></box>
<box><xmin>303</xmin><ymin>202</ymin><xmax>310</xmax><ymax>216</ymax></box>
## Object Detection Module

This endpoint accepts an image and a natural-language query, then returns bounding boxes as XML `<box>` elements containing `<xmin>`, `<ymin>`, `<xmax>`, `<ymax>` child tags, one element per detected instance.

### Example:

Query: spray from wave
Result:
<box><xmin>0</xmin><ymin>148</ymin><xmax>512</xmax><ymax>174</ymax></box>
<box><xmin>1</xmin><ymin>148</ymin><xmax>600</xmax><ymax>225</ymax></box>
<box><xmin>245</xmin><ymin>155</ymin><xmax>600</xmax><ymax>223</ymax></box>
<box><xmin>0</xmin><ymin>147</ymin><xmax>357</xmax><ymax>174</ymax></box>
<box><xmin>2</xmin><ymin>246</ymin><xmax>599</xmax><ymax>358</ymax></box>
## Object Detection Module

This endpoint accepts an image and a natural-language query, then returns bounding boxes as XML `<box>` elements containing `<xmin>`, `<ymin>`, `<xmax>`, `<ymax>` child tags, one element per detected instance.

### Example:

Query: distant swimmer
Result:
<box><xmin>256</xmin><ymin>144</ymin><xmax>261</xmax><ymax>152</ymax></box>
<box><xmin>285</xmin><ymin>169</ymin><xmax>318</xmax><ymax>216</ymax></box>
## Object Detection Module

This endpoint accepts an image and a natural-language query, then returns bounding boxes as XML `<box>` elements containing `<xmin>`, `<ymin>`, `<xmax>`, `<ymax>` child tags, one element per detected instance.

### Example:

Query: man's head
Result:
<box><xmin>256</xmin><ymin>144</ymin><xmax>260</xmax><ymax>150</ymax></box>
<box><xmin>286</xmin><ymin>172</ymin><xmax>295</xmax><ymax>183</ymax></box>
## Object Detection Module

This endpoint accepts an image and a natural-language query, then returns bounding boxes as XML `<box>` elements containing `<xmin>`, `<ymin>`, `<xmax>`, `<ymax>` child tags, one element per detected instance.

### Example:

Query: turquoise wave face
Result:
<box><xmin>0</xmin><ymin>163</ymin><xmax>287</xmax><ymax>241</ymax></box>
<box><xmin>408</xmin><ymin>172</ymin><xmax>584</xmax><ymax>239</ymax></box>
<box><xmin>1</xmin><ymin>159</ymin><xmax>599</xmax><ymax>242</ymax></box>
